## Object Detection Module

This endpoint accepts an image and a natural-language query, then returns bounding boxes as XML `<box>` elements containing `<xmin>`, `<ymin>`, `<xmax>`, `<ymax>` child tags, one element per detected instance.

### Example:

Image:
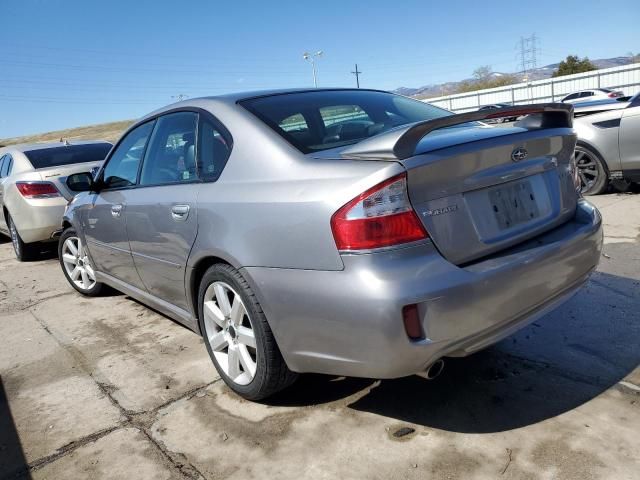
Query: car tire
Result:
<box><xmin>58</xmin><ymin>227</ymin><xmax>103</xmax><ymax>296</ymax></box>
<box><xmin>7</xmin><ymin>213</ymin><xmax>39</xmax><ymax>261</ymax></box>
<box><xmin>575</xmin><ymin>144</ymin><xmax>608</xmax><ymax>196</ymax></box>
<box><xmin>198</xmin><ymin>263</ymin><xmax>297</xmax><ymax>400</ymax></box>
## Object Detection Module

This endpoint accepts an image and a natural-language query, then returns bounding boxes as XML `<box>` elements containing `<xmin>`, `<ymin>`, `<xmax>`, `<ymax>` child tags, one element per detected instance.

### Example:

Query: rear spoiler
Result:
<box><xmin>340</xmin><ymin>103</ymin><xmax>574</xmax><ymax>160</ymax></box>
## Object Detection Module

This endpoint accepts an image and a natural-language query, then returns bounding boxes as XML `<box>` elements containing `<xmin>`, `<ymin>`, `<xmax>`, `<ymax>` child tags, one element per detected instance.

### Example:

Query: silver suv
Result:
<box><xmin>59</xmin><ymin>89</ymin><xmax>602</xmax><ymax>400</ymax></box>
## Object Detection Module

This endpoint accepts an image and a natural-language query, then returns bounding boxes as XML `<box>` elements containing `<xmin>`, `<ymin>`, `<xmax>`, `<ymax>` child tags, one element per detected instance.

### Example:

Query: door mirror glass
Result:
<box><xmin>66</xmin><ymin>172</ymin><xmax>95</xmax><ymax>192</ymax></box>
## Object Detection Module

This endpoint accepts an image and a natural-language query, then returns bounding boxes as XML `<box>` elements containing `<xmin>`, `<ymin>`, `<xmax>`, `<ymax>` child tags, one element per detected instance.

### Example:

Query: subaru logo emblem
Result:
<box><xmin>511</xmin><ymin>147</ymin><xmax>528</xmax><ymax>162</ymax></box>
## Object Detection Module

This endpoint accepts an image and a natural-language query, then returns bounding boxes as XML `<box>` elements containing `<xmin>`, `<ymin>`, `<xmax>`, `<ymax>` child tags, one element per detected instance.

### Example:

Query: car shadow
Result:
<box><xmin>0</xmin><ymin>376</ymin><xmax>32</xmax><ymax>479</ymax></box>
<box><xmin>267</xmin><ymin>261</ymin><xmax>640</xmax><ymax>433</ymax></box>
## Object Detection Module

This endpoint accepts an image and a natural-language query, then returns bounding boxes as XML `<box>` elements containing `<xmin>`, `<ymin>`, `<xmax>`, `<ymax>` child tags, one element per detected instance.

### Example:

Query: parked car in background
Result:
<box><xmin>59</xmin><ymin>89</ymin><xmax>601</xmax><ymax>401</ymax></box>
<box><xmin>573</xmin><ymin>95</ymin><xmax>633</xmax><ymax>117</ymax></box>
<box><xmin>573</xmin><ymin>92</ymin><xmax>640</xmax><ymax>194</ymax></box>
<box><xmin>0</xmin><ymin>140</ymin><xmax>112</xmax><ymax>260</ymax></box>
<box><xmin>561</xmin><ymin>88</ymin><xmax>624</xmax><ymax>104</ymax></box>
<box><xmin>477</xmin><ymin>103</ymin><xmax>520</xmax><ymax>123</ymax></box>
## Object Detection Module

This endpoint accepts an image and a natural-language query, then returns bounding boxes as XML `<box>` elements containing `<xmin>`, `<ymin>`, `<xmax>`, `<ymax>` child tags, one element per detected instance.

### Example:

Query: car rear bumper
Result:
<box><xmin>243</xmin><ymin>200</ymin><xmax>602</xmax><ymax>379</ymax></box>
<box><xmin>11</xmin><ymin>198</ymin><xmax>67</xmax><ymax>243</ymax></box>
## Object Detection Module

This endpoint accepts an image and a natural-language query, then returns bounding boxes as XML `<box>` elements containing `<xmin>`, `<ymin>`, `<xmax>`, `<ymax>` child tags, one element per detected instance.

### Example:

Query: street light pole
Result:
<box><xmin>303</xmin><ymin>51</ymin><xmax>323</xmax><ymax>88</ymax></box>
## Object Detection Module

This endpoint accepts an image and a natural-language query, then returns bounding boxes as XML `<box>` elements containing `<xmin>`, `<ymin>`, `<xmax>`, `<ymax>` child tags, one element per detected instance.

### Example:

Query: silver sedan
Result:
<box><xmin>59</xmin><ymin>89</ymin><xmax>602</xmax><ymax>400</ymax></box>
<box><xmin>0</xmin><ymin>141</ymin><xmax>112</xmax><ymax>260</ymax></box>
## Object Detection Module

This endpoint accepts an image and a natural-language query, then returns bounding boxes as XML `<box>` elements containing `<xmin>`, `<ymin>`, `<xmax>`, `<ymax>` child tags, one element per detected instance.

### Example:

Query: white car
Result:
<box><xmin>0</xmin><ymin>140</ymin><xmax>112</xmax><ymax>260</ymax></box>
<box><xmin>561</xmin><ymin>88</ymin><xmax>624</xmax><ymax>104</ymax></box>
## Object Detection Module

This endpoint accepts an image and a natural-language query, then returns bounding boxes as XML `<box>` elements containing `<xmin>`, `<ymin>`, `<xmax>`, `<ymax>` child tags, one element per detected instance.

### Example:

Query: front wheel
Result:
<box><xmin>575</xmin><ymin>145</ymin><xmax>608</xmax><ymax>195</ymax></box>
<box><xmin>58</xmin><ymin>228</ymin><xmax>103</xmax><ymax>296</ymax></box>
<box><xmin>198</xmin><ymin>264</ymin><xmax>297</xmax><ymax>400</ymax></box>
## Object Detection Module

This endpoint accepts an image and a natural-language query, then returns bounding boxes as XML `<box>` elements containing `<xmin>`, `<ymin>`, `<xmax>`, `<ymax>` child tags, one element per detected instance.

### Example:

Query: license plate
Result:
<box><xmin>488</xmin><ymin>180</ymin><xmax>540</xmax><ymax>230</ymax></box>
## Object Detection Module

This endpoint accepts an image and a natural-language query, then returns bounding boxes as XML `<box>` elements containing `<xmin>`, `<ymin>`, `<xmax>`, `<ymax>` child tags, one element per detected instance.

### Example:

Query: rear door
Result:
<box><xmin>122</xmin><ymin>111</ymin><xmax>200</xmax><ymax>311</ymax></box>
<box><xmin>84</xmin><ymin>121</ymin><xmax>154</xmax><ymax>288</ymax></box>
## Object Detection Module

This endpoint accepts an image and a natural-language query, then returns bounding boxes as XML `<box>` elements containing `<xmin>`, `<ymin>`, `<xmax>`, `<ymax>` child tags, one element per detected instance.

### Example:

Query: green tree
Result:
<box><xmin>552</xmin><ymin>55</ymin><xmax>597</xmax><ymax>77</ymax></box>
<box><xmin>627</xmin><ymin>52</ymin><xmax>640</xmax><ymax>63</ymax></box>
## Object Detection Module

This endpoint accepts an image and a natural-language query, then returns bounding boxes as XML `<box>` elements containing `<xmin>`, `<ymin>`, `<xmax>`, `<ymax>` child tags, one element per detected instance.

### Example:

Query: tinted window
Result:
<box><xmin>103</xmin><ymin>122</ymin><xmax>154</xmax><ymax>189</ymax></box>
<box><xmin>198</xmin><ymin>117</ymin><xmax>232</xmax><ymax>181</ymax></box>
<box><xmin>23</xmin><ymin>143</ymin><xmax>111</xmax><ymax>169</ymax></box>
<box><xmin>580</xmin><ymin>91</ymin><xmax>594</xmax><ymax>98</ymax></box>
<box><xmin>140</xmin><ymin>112</ymin><xmax>198</xmax><ymax>186</ymax></box>
<box><xmin>0</xmin><ymin>155</ymin><xmax>6</xmax><ymax>178</ymax></box>
<box><xmin>240</xmin><ymin>90</ymin><xmax>452</xmax><ymax>154</ymax></box>
<box><xmin>564</xmin><ymin>93</ymin><xmax>579</xmax><ymax>100</ymax></box>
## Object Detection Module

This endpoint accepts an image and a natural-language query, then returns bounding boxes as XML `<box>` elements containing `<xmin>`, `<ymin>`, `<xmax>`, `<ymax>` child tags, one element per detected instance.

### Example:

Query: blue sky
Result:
<box><xmin>1</xmin><ymin>0</ymin><xmax>638</xmax><ymax>138</ymax></box>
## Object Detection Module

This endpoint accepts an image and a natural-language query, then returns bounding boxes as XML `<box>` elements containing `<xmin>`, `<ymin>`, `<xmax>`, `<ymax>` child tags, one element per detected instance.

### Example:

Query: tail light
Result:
<box><xmin>16</xmin><ymin>181</ymin><xmax>60</xmax><ymax>198</ymax></box>
<box><xmin>608</xmin><ymin>92</ymin><xmax>620</xmax><ymax>98</ymax></box>
<box><xmin>331</xmin><ymin>173</ymin><xmax>428</xmax><ymax>251</ymax></box>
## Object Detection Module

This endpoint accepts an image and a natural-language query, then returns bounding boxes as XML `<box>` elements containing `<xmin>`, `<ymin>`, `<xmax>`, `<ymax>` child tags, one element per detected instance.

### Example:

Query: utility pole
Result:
<box><xmin>518</xmin><ymin>33</ymin><xmax>538</xmax><ymax>80</ymax></box>
<box><xmin>303</xmin><ymin>51</ymin><xmax>323</xmax><ymax>88</ymax></box>
<box><xmin>351</xmin><ymin>63</ymin><xmax>362</xmax><ymax>88</ymax></box>
<box><xmin>171</xmin><ymin>94</ymin><xmax>189</xmax><ymax>102</ymax></box>
<box><xmin>518</xmin><ymin>33</ymin><xmax>538</xmax><ymax>102</ymax></box>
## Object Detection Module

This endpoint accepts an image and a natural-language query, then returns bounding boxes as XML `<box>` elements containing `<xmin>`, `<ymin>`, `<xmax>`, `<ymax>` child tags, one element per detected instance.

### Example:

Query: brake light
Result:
<box><xmin>607</xmin><ymin>92</ymin><xmax>618</xmax><ymax>98</ymax></box>
<box><xmin>16</xmin><ymin>181</ymin><xmax>60</xmax><ymax>198</ymax></box>
<box><xmin>331</xmin><ymin>173</ymin><xmax>428</xmax><ymax>251</ymax></box>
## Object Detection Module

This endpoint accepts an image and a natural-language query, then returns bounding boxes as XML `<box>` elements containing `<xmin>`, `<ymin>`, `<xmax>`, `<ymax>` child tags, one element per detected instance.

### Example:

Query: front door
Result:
<box><xmin>123</xmin><ymin>112</ymin><xmax>200</xmax><ymax>311</ymax></box>
<box><xmin>619</xmin><ymin>104</ymin><xmax>640</xmax><ymax>173</ymax></box>
<box><xmin>84</xmin><ymin>121</ymin><xmax>155</xmax><ymax>288</ymax></box>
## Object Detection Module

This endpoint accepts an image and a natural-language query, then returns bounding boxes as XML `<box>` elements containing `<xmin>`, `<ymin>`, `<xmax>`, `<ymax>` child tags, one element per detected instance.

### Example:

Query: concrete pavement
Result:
<box><xmin>1</xmin><ymin>193</ymin><xmax>639</xmax><ymax>480</ymax></box>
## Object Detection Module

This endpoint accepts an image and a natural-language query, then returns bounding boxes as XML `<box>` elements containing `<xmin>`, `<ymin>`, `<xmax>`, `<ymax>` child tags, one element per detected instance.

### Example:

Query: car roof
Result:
<box><xmin>5</xmin><ymin>140</ymin><xmax>112</xmax><ymax>154</ymax></box>
<box><xmin>140</xmin><ymin>88</ymin><xmax>394</xmax><ymax>122</ymax></box>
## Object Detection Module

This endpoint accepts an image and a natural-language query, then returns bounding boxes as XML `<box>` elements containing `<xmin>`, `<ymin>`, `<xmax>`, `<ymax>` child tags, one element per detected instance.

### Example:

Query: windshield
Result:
<box><xmin>240</xmin><ymin>90</ymin><xmax>452</xmax><ymax>154</ymax></box>
<box><xmin>24</xmin><ymin>143</ymin><xmax>112</xmax><ymax>169</ymax></box>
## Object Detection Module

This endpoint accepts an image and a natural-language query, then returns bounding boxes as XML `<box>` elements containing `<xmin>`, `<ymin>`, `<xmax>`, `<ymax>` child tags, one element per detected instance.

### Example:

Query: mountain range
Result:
<box><xmin>394</xmin><ymin>56</ymin><xmax>636</xmax><ymax>99</ymax></box>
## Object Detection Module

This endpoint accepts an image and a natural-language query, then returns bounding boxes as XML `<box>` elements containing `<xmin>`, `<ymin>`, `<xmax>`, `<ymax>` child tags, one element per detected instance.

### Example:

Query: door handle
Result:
<box><xmin>171</xmin><ymin>204</ymin><xmax>190</xmax><ymax>221</ymax></box>
<box><xmin>111</xmin><ymin>204</ymin><xmax>123</xmax><ymax>218</ymax></box>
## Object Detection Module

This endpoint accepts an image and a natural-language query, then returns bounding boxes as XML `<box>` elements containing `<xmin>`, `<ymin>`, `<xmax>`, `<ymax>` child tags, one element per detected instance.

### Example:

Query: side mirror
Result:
<box><xmin>66</xmin><ymin>172</ymin><xmax>97</xmax><ymax>192</ymax></box>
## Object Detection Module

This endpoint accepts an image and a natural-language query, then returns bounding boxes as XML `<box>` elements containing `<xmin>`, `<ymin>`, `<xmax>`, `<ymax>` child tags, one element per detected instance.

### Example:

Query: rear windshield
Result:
<box><xmin>24</xmin><ymin>143</ymin><xmax>112</xmax><ymax>169</ymax></box>
<box><xmin>239</xmin><ymin>90</ymin><xmax>452</xmax><ymax>154</ymax></box>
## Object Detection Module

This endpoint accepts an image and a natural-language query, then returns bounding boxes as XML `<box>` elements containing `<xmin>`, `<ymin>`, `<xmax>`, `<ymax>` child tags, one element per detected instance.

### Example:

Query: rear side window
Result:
<box><xmin>0</xmin><ymin>155</ymin><xmax>7</xmax><ymax>178</ymax></box>
<box><xmin>240</xmin><ymin>90</ymin><xmax>451</xmax><ymax>154</ymax></box>
<box><xmin>139</xmin><ymin>112</ymin><xmax>198</xmax><ymax>186</ymax></box>
<box><xmin>103</xmin><ymin>122</ymin><xmax>154</xmax><ymax>189</ymax></box>
<box><xmin>197</xmin><ymin>117</ymin><xmax>232</xmax><ymax>181</ymax></box>
<box><xmin>23</xmin><ymin>143</ymin><xmax>112</xmax><ymax>169</ymax></box>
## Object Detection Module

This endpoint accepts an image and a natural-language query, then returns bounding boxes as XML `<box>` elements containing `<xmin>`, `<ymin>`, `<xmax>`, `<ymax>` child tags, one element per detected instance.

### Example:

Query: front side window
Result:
<box><xmin>240</xmin><ymin>90</ymin><xmax>452</xmax><ymax>154</ymax></box>
<box><xmin>197</xmin><ymin>117</ymin><xmax>231</xmax><ymax>181</ymax></box>
<box><xmin>103</xmin><ymin>121</ymin><xmax>154</xmax><ymax>189</ymax></box>
<box><xmin>139</xmin><ymin>112</ymin><xmax>198</xmax><ymax>186</ymax></box>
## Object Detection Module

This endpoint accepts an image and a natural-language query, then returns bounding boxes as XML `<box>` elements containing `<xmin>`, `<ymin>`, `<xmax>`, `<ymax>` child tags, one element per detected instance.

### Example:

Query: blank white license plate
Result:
<box><xmin>488</xmin><ymin>179</ymin><xmax>540</xmax><ymax>230</ymax></box>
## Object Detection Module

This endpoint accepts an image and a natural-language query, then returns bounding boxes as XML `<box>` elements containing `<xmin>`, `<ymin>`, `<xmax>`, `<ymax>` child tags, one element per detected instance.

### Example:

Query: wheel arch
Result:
<box><xmin>187</xmin><ymin>254</ymin><xmax>235</xmax><ymax>332</ymax></box>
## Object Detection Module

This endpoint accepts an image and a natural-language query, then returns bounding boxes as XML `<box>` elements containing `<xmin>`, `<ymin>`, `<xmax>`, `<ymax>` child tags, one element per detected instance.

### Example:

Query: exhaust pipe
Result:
<box><xmin>417</xmin><ymin>359</ymin><xmax>445</xmax><ymax>380</ymax></box>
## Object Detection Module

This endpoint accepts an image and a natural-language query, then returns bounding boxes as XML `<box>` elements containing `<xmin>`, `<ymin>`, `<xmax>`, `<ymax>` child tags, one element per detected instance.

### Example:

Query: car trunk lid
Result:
<box><xmin>334</xmin><ymin>104</ymin><xmax>579</xmax><ymax>264</ymax></box>
<box><xmin>36</xmin><ymin>161</ymin><xmax>102</xmax><ymax>201</ymax></box>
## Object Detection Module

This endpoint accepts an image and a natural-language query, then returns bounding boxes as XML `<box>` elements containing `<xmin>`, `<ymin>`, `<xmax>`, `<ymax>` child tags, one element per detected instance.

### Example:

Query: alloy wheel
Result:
<box><xmin>61</xmin><ymin>236</ymin><xmax>96</xmax><ymax>291</ymax></box>
<box><xmin>9</xmin><ymin>218</ymin><xmax>20</xmax><ymax>257</ymax></box>
<box><xmin>575</xmin><ymin>148</ymin><xmax>599</xmax><ymax>193</ymax></box>
<box><xmin>202</xmin><ymin>281</ymin><xmax>257</xmax><ymax>385</ymax></box>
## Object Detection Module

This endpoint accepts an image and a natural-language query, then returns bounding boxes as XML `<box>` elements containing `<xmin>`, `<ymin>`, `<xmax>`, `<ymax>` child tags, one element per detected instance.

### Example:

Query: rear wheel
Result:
<box><xmin>58</xmin><ymin>228</ymin><xmax>103</xmax><ymax>296</ymax></box>
<box><xmin>8</xmin><ymin>214</ymin><xmax>39</xmax><ymax>261</ymax></box>
<box><xmin>575</xmin><ymin>145</ymin><xmax>608</xmax><ymax>195</ymax></box>
<box><xmin>198</xmin><ymin>264</ymin><xmax>297</xmax><ymax>400</ymax></box>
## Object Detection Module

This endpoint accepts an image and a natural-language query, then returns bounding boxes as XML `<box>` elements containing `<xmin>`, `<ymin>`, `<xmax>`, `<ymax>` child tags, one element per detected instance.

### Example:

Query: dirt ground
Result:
<box><xmin>0</xmin><ymin>193</ymin><xmax>639</xmax><ymax>480</ymax></box>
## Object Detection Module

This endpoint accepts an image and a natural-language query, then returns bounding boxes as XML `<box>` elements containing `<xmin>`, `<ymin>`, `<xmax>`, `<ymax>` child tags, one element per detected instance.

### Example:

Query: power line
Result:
<box><xmin>351</xmin><ymin>63</ymin><xmax>362</xmax><ymax>88</ymax></box>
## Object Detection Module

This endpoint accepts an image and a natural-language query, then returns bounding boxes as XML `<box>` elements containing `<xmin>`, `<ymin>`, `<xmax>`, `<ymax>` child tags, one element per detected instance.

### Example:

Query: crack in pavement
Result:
<box><xmin>24</xmin><ymin>308</ymin><xmax>219</xmax><ymax>479</ymax></box>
